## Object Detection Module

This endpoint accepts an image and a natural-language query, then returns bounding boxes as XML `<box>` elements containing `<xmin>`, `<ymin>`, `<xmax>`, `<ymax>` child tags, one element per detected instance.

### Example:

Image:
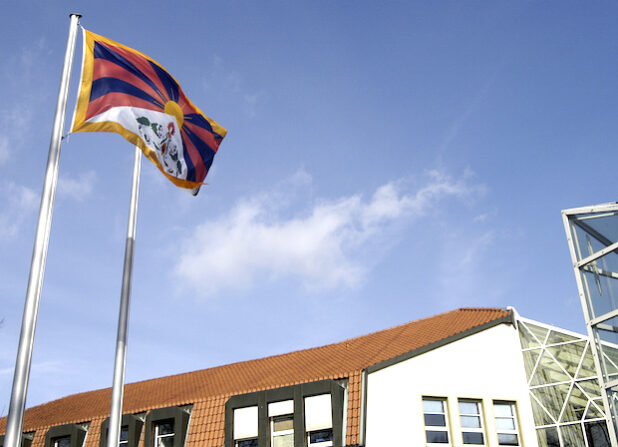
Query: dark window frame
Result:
<box><xmin>224</xmin><ymin>379</ymin><xmax>345</xmax><ymax>447</ymax></box>
<box><xmin>100</xmin><ymin>414</ymin><xmax>144</xmax><ymax>447</ymax></box>
<box><xmin>144</xmin><ymin>407</ymin><xmax>190</xmax><ymax>447</ymax></box>
<box><xmin>44</xmin><ymin>424</ymin><xmax>88</xmax><ymax>447</ymax></box>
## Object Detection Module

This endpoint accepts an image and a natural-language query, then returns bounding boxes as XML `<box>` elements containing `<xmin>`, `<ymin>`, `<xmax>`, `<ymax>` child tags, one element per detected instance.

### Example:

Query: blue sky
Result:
<box><xmin>0</xmin><ymin>1</ymin><xmax>617</xmax><ymax>412</ymax></box>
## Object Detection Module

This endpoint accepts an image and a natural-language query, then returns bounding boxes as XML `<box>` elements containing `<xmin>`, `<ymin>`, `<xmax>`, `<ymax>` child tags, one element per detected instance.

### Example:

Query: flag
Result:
<box><xmin>72</xmin><ymin>29</ymin><xmax>227</xmax><ymax>191</ymax></box>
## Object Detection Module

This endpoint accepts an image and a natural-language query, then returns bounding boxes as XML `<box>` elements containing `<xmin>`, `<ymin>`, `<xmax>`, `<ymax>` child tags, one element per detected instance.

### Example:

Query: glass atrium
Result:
<box><xmin>518</xmin><ymin>318</ymin><xmax>612</xmax><ymax>447</ymax></box>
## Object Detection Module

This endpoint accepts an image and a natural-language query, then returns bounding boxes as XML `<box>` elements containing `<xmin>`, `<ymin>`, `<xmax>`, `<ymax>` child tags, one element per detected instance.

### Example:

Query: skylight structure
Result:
<box><xmin>518</xmin><ymin>317</ymin><xmax>613</xmax><ymax>446</ymax></box>
<box><xmin>563</xmin><ymin>202</ymin><xmax>618</xmax><ymax>445</ymax></box>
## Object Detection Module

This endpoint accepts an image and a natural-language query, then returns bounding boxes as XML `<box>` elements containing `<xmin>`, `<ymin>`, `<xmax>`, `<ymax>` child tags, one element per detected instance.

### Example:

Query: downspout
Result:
<box><xmin>359</xmin><ymin>369</ymin><xmax>368</xmax><ymax>446</ymax></box>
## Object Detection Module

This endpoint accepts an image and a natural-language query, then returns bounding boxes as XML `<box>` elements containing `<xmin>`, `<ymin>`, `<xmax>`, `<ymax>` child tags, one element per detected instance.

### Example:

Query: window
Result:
<box><xmin>53</xmin><ymin>437</ymin><xmax>71</xmax><ymax>447</ymax></box>
<box><xmin>423</xmin><ymin>397</ymin><xmax>450</xmax><ymax>445</ymax></box>
<box><xmin>144</xmin><ymin>406</ymin><xmax>191</xmax><ymax>447</ymax></box>
<box><xmin>233</xmin><ymin>406</ymin><xmax>258</xmax><ymax>447</ymax></box>
<box><xmin>235</xmin><ymin>440</ymin><xmax>258</xmax><ymax>447</ymax></box>
<box><xmin>305</xmin><ymin>394</ymin><xmax>333</xmax><ymax>446</ymax></box>
<box><xmin>100</xmin><ymin>414</ymin><xmax>143</xmax><ymax>447</ymax></box>
<box><xmin>458</xmin><ymin>400</ymin><xmax>485</xmax><ymax>445</ymax></box>
<box><xmin>153</xmin><ymin>420</ymin><xmax>174</xmax><ymax>447</ymax></box>
<box><xmin>493</xmin><ymin>402</ymin><xmax>519</xmax><ymax>446</ymax></box>
<box><xmin>308</xmin><ymin>429</ymin><xmax>333</xmax><ymax>446</ymax></box>
<box><xmin>269</xmin><ymin>400</ymin><xmax>294</xmax><ymax>447</ymax></box>
<box><xmin>270</xmin><ymin>415</ymin><xmax>294</xmax><ymax>447</ymax></box>
<box><xmin>44</xmin><ymin>424</ymin><xmax>88</xmax><ymax>447</ymax></box>
<box><xmin>119</xmin><ymin>426</ymin><xmax>129</xmax><ymax>447</ymax></box>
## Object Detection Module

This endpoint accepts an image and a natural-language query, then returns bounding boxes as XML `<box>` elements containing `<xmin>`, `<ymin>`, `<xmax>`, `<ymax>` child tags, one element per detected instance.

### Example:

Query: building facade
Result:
<box><xmin>0</xmin><ymin>308</ymin><xmax>613</xmax><ymax>447</ymax></box>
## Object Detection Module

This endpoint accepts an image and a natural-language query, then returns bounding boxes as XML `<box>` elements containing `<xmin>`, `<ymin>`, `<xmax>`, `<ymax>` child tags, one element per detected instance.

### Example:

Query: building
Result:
<box><xmin>0</xmin><ymin>307</ymin><xmax>613</xmax><ymax>447</ymax></box>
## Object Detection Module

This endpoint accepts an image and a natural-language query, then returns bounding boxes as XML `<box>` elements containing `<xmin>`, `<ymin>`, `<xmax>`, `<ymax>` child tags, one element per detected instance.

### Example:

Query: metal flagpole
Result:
<box><xmin>107</xmin><ymin>147</ymin><xmax>142</xmax><ymax>447</ymax></box>
<box><xmin>4</xmin><ymin>13</ymin><xmax>81</xmax><ymax>447</ymax></box>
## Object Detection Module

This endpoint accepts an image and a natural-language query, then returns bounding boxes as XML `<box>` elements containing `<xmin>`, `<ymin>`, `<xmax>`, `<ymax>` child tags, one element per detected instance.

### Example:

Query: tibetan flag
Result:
<box><xmin>72</xmin><ymin>29</ymin><xmax>227</xmax><ymax>191</ymax></box>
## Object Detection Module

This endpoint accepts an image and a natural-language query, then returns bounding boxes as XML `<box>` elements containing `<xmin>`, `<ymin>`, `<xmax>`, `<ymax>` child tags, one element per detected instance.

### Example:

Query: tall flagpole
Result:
<box><xmin>107</xmin><ymin>147</ymin><xmax>142</xmax><ymax>447</ymax></box>
<box><xmin>4</xmin><ymin>14</ymin><xmax>81</xmax><ymax>447</ymax></box>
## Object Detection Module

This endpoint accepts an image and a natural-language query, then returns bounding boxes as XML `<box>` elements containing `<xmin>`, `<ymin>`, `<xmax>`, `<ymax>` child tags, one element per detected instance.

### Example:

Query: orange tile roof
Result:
<box><xmin>0</xmin><ymin>307</ymin><xmax>511</xmax><ymax>446</ymax></box>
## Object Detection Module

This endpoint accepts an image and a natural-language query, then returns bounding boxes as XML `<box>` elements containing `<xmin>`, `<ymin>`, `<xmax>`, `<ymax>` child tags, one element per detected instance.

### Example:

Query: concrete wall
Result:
<box><xmin>365</xmin><ymin>323</ymin><xmax>538</xmax><ymax>447</ymax></box>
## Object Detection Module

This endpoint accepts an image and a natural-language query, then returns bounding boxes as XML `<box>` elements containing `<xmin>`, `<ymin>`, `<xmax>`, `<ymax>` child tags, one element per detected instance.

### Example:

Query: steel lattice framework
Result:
<box><xmin>563</xmin><ymin>202</ymin><xmax>618</xmax><ymax>446</ymax></box>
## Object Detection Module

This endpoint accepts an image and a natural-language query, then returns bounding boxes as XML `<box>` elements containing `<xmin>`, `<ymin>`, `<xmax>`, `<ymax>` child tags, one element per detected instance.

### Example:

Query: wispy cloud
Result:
<box><xmin>58</xmin><ymin>171</ymin><xmax>97</xmax><ymax>201</ymax></box>
<box><xmin>0</xmin><ymin>181</ymin><xmax>39</xmax><ymax>239</ymax></box>
<box><xmin>0</xmin><ymin>360</ymin><xmax>61</xmax><ymax>378</ymax></box>
<box><xmin>0</xmin><ymin>137</ymin><xmax>8</xmax><ymax>165</ymax></box>
<box><xmin>204</xmin><ymin>55</ymin><xmax>265</xmax><ymax>118</ymax></box>
<box><xmin>0</xmin><ymin>39</ymin><xmax>51</xmax><ymax>166</ymax></box>
<box><xmin>173</xmin><ymin>170</ymin><xmax>484</xmax><ymax>297</ymax></box>
<box><xmin>438</xmin><ymin>230</ymin><xmax>496</xmax><ymax>305</ymax></box>
<box><xmin>437</xmin><ymin>65</ymin><xmax>502</xmax><ymax>155</ymax></box>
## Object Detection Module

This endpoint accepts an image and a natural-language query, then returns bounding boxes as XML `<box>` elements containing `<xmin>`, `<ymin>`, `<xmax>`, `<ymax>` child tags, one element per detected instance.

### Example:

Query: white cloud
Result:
<box><xmin>204</xmin><ymin>54</ymin><xmax>264</xmax><ymax>118</ymax></box>
<box><xmin>174</xmin><ymin>170</ymin><xmax>483</xmax><ymax>297</ymax></box>
<box><xmin>0</xmin><ymin>182</ymin><xmax>38</xmax><ymax>239</ymax></box>
<box><xmin>58</xmin><ymin>171</ymin><xmax>97</xmax><ymax>201</ymax></box>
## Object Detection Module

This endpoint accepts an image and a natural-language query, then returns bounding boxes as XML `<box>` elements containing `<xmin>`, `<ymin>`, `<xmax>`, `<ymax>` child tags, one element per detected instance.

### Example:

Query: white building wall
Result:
<box><xmin>365</xmin><ymin>323</ymin><xmax>538</xmax><ymax>447</ymax></box>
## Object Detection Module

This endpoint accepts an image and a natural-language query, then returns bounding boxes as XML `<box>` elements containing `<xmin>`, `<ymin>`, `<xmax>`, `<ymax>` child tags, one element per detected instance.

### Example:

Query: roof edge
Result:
<box><xmin>365</xmin><ymin>310</ymin><xmax>513</xmax><ymax>374</ymax></box>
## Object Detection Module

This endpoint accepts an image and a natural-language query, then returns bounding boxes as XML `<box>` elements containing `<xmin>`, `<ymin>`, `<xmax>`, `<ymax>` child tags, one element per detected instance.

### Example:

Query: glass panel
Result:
<box><xmin>496</xmin><ymin>418</ymin><xmax>515</xmax><ymax>430</ymax></box>
<box><xmin>578</xmin><ymin>344</ymin><xmax>598</xmax><ymax>379</ymax></box>
<box><xmin>570</xmin><ymin>216</ymin><xmax>614</xmax><ymax>262</ymax></box>
<box><xmin>459</xmin><ymin>401</ymin><xmax>479</xmax><ymax>414</ymax></box>
<box><xmin>523</xmin><ymin>349</ymin><xmax>541</xmax><ymax>381</ymax></box>
<box><xmin>309</xmin><ymin>429</ymin><xmax>333</xmax><ymax>443</ymax></box>
<box><xmin>493</xmin><ymin>403</ymin><xmax>514</xmax><ymax>417</ymax></box>
<box><xmin>585</xmin><ymin>401</ymin><xmax>605</xmax><ymax>420</ymax></box>
<box><xmin>547</xmin><ymin>342</ymin><xmax>586</xmax><ymax>379</ymax></box>
<box><xmin>55</xmin><ymin>438</ymin><xmax>71</xmax><ymax>447</ymax></box>
<box><xmin>597</xmin><ymin>316</ymin><xmax>618</xmax><ymax>347</ymax></box>
<box><xmin>426</xmin><ymin>431</ymin><xmax>449</xmax><ymax>443</ymax></box>
<box><xmin>584</xmin><ymin>421</ymin><xmax>611</xmax><ymax>447</ymax></box>
<box><xmin>526</xmin><ymin>323</ymin><xmax>549</xmax><ymax>345</ymax></box>
<box><xmin>602</xmin><ymin>344</ymin><xmax>618</xmax><ymax>366</ymax></box>
<box><xmin>423</xmin><ymin>399</ymin><xmax>445</xmax><ymax>413</ymax></box>
<box><xmin>273</xmin><ymin>416</ymin><xmax>293</xmax><ymax>432</ymax></box>
<box><xmin>157</xmin><ymin>421</ymin><xmax>174</xmax><ymax>436</ymax></box>
<box><xmin>157</xmin><ymin>437</ymin><xmax>173</xmax><ymax>447</ymax></box>
<box><xmin>531</xmin><ymin>350</ymin><xmax>571</xmax><ymax>385</ymax></box>
<box><xmin>497</xmin><ymin>433</ymin><xmax>519</xmax><ymax>445</ymax></box>
<box><xmin>532</xmin><ymin>384</ymin><xmax>570</xmax><ymax>421</ymax></box>
<box><xmin>272</xmin><ymin>434</ymin><xmax>294</xmax><ymax>447</ymax></box>
<box><xmin>530</xmin><ymin>395</ymin><xmax>555</xmax><ymax>425</ymax></box>
<box><xmin>578</xmin><ymin>379</ymin><xmax>601</xmax><ymax>398</ymax></box>
<box><xmin>237</xmin><ymin>440</ymin><xmax>258</xmax><ymax>447</ymax></box>
<box><xmin>120</xmin><ymin>427</ymin><xmax>129</xmax><ymax>442</ymax></box>
<box><xmin>519</xmin><ymin>324</ymin><xmax>540</xmax><ymax>349</ymax></box>
<box><xmin>536</xmin><ymin>426</ymin><xmax>560</xmax><ymax>447</ymax></box>
<box><xmin>561</xmin><ymin>383</ymin><xmax>589</xmax><ymax>422</ymax></box>
<box><xmin>560</xmin><ymin>423</ymin><xmax>585</xmax><ymax>447</ymax></box>
<box><xmin>462</xmin><ymin>432</ymin><xmax>484</xmax><ymax>445</ymax></box>
<box><xmin>602</xmin><ymin>344</ymin><xmax>618</xmax><ymax>381</ymax></box>
<box><xmin>546</xmin><ymin>330</ymin><xmax>581</xmax><ymax>345</ymax></box>
<box><xmin>573</xmin><ymin>212</ymin><xmax>618</xmax><ymax>249</ymax></box>
<box><xmin>425</xmin><ymin>414</ymin><xmax>446</xmax><ymax>427</ymax></box>
<box><xmin>581</xmin><ymin>268</ymin><xmax>618</xmax><ymax>320</ymax></box>
<box><xmin>460</xmin><ymin>416</ymin><xmax>480</xmax><ymax>428</ymax></box>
